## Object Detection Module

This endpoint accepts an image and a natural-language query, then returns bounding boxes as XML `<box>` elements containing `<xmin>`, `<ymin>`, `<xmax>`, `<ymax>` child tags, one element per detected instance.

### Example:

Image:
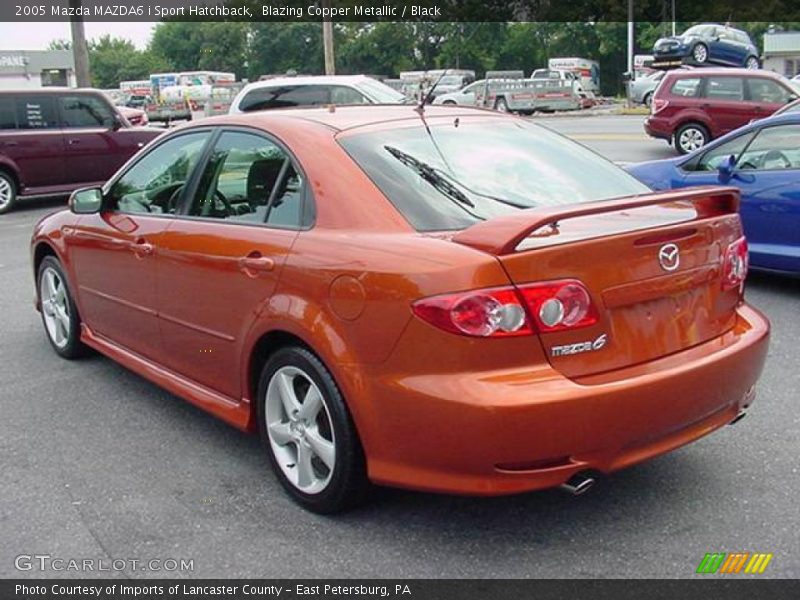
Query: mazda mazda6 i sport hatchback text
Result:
<box><xmin>31</xmin><ymin>106</ymin><xmax>770</xmax><ymax>513</ymax></box>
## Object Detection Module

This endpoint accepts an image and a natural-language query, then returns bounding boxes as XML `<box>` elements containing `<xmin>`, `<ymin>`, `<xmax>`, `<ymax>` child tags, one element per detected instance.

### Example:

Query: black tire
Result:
<box><xmin>745</xmin><ymin>56</ymin><xmax>760</xmax><ymax>70</ymax></box>
<box><xmin>494</xmin><ymin>97</ymin><xmax>509</xmax><ymax>112</ymax></box>
<box><xmin>643</xmin><ymin>92</ymin><xmax>653</xmax><ymax>108</ymax></box>
<box><xmin>691</xmin><ymin>43</ymin><xmax>709</xmax><ymax>64</ymax></box>
<box><xmin>37</xmin><ymin>256</ymin><xmax>88</xmax><ymax>359</ymax></box>
<box><xmin>442</xmin><ymin>100</ymin><xmax>456</xmax><ymax>105</ymax></box>
<box><xmin>674</xmin><ymin>122</ymin><xmax>710</xmax><ymax>155</ymax></box>
<box><xmin>0</xmin><ymin>170</ymin><xmax>18</xmax><ymax>215</ymax></box>
<box><xmin>257</xmin><ymin>346</ymin><xmax>369</xmax><ymax>513</ymax></box>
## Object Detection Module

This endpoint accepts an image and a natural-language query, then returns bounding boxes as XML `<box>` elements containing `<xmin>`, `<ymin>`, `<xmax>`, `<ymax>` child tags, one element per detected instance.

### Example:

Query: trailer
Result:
<box><xmin>477</xmin><ymin>71</ymin><xmax>581</xmax><ymax>113</ymax></box>
<box><xmin>547</xmin><ymin>57</ymin><xmax>601</xmax><ymax>94</ymax></box>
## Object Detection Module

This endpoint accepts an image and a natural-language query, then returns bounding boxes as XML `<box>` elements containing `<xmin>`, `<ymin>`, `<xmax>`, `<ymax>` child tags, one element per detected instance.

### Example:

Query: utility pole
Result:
<box><xmin>322</xmin><ymin>0</ymin><xmax>335</xmax><ymax>75</ymax></box>
<box><xmin>627</xmin><ymin>0</ymin><xmax>635</xmax><ymax>106</ymax></box>
<box><xmin>69</xmin><ymin>0</ymin><xmax>91</xmax><ymax>87</ymax></box>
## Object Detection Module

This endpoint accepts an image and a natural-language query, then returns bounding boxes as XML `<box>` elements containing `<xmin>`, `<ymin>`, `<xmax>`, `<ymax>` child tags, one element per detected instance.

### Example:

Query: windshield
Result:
<box><xmin>339</xmin><ymin>118</ymin><xmax>649</xmax><ymax>231</ymax></box>
<box><xmin>354</xmin><ymin>78</ymin><xmax>407</xmax><ymax>103</ymax></box>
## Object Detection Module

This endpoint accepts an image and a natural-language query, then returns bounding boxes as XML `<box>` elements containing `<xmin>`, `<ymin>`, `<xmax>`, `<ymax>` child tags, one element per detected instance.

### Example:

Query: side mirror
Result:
<box><xmin>69</xmin><ymin>187</ymin><xmax>103</xmax><ymax>214</ymax></box>
<box><xmin>718</xmin><ymin>154</ymin><xmax>737</xmax><ymax>180</ymax></box>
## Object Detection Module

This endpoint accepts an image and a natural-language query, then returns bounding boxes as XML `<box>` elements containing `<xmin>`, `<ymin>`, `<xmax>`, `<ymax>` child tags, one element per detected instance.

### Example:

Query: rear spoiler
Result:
<box><xmin>452</xmin><ymin>186</ymin><xmax>740</xmax><ymax>255</ymax></box>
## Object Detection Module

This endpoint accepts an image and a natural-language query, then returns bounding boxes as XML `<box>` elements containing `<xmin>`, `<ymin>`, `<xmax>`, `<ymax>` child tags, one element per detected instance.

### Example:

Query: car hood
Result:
<box><xmin>625</xmin><ymin>157</ymin><xmax>684</xmax><ymax>190</ymax></box>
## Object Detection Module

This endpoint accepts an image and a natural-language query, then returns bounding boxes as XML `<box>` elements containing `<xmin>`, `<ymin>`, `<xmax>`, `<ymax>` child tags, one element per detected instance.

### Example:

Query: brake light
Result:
<box><xmin>412</xmin><ymin>280</ymin><xmax>598</xmax><ymax>337</ymax></box>
<box><xmin>722</xmin><ymin>237</ymin><xmax>749</xmax><ymax>291</ymax></box>
<box><xmin>652</xmin><ymin>98</ymin><xmax>669</xmax><ymax>114</ymax></box>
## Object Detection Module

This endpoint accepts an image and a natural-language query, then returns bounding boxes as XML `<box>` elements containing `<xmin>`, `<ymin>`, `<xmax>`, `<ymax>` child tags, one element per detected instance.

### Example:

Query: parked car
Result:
<box><xmin>644</xmin><ymin>68</ymin><xmax>799</xmax><ymax>154</ymax></box>
<box><xmin>31</xmin><ymin>105</ymin><xmax>769</xmax><ymax>513</ymax></box>
<box><xmin>772</xmin><ymin>97</ymin><xmax>800</xmax><ymax>116</ymax></box>
<box><xmin>431</xmin><ymin>79</ymin><xmax>485</xmax><ymax>106</ymax></box>
<box><xmin>652</xmin><ymin>23</ymin><xmax>760</xmax><ymax>69</ymax></box>
<box><xmin>229</xmin><ymin>75</ymin><xmax>406</xmax><ymax>114</ymax></box>
<box><xmin>629</xmin><ymin>70</ymin><xmax>665</xmax><ymax>107</ymax></box>
<box><xmin>0</xmin><ymin>89</ymin><xmax>162</xmax><ymax>214</ymax></box>
<box><xmin>117</xmin><ymin>105</ymin><xmax>149</xmax><ymax>127</ymax></box>
<box><xmin>628</xmin><ymin>112</ymin><xmax>800</xmax><ymax>275</ymax></box>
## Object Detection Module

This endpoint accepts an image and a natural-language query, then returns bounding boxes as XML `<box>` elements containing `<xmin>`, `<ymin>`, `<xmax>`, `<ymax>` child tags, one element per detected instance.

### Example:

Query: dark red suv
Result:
<box><xmin>0</xmin><ymin>89</ymin><xmax>162</xmax><ymax>214</ymax></box>
<box><xmin>644</xmin><ymin>68</ymin><xmax>799</xmax><ymax>154</ymax></box>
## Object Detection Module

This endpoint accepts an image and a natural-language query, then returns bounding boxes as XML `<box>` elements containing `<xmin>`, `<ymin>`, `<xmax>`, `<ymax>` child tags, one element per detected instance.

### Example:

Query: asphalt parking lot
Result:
<box><xmin>1</xmin><ymin>115</ymin><xmax>798</xmax><ymax>579</ymax></box>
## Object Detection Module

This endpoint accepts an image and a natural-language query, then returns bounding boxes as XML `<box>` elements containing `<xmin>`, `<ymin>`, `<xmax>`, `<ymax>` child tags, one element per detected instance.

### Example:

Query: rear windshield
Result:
<box><xmin>239</xmin><ymin>85</ymin><xmax>330</xmax><ymax>111</ymax></box>
<box><xmin>339</xmin><ymin>118</ymin><xmax>649</xmax><ymax>231</ymax></box>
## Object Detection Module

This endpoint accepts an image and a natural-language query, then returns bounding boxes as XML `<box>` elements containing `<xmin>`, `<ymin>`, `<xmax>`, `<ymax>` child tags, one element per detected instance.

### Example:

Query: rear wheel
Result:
<box><xmin>442</xmin><ymin>100</ymin><xmax>456</xmax><ymax>105</ymax></box>
<box><xmin>643</xmin><ymin>92</ymin><xmax>653</xmax><ymax>108</ymax></box>
<box><xmin>257</xmin><ymin>346</ymin><xmax>369</xmax><ymax>513</ymax></box>
<box><xmin>494</xmin><ymin>97</ymin><xmax>509</xmax><ymax>112</ymax></box>
<box><xmin>0</xmin><ymin>171</ymin><xmax>17</xmax><ymax>215</ymax></box>
<box><xmin>675</xmin><ymin>122</ymin><xmax>709</xmax><ymax>155</ymax></box>
<box><xmin>37</xmin><ymin>256</ymin><xmax>88</xmax><ymax>359</ymax></box>
<box><xmin>745</xmin><ymin>56</ymin><xmax>760</xmax><ymax>69</ymax></box>
<box><xmin>692</xmin><ymin>43</ymin><xmax>709</xmax><ymax>64</ymax></box>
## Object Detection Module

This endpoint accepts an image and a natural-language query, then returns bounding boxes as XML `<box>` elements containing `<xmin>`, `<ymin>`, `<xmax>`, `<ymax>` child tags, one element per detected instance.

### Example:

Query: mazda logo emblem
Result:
<box><xmin>658</xmin><ymin>243</ymin><xmax>680</xmax><ymax>271</ymax></box>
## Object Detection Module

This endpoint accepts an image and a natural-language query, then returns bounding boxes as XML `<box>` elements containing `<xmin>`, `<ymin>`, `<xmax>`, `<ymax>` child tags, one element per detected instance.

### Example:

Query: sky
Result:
<box><xmin>0</xmin><ymin>22</ymin><xmax>157</xmax><ymax>51</ymax></box>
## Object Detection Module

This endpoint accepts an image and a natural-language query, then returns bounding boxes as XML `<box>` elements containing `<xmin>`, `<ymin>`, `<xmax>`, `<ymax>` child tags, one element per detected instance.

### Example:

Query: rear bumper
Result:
<box><xmin>644</xmin><ymin>117</ymin><xmax>672</xmax><ymax>141</ymax></box>
<box><xmin>357</xmin><ymin>303</ymin><xmax>769</xmax><ymax>495</ymax></box>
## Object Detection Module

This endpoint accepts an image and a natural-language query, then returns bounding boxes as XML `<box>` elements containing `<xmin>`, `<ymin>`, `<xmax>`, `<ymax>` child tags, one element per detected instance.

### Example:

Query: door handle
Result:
<box><xmin>67</xmin><ymin>139</ymin><xmax>80</xmax><ymax>145</ymax></box>
<box><xmin>130</xmin><ymin>238</ymin><xmax>154</xmax><ymax>256</ymax></box>
<box><xmin>238</xmin><ymin>252</ymin><xmax>275</xmax><ymax>274</ymax></box>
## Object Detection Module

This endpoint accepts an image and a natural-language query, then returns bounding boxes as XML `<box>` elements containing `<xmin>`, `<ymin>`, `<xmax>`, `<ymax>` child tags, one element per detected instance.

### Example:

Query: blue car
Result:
<box><xmin>627</xmin><ymin>113</ymin><xmax>800</xmax><ymax>275</ymax></box>
<box><xmin>653</xmin><ymin>24</ymin><xmax>760</xmax><ymax>69</ymax></box>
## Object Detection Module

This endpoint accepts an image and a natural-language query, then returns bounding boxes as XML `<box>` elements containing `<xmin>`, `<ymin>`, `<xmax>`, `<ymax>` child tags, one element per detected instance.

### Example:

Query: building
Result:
<box><xmin>763</xmin><ymin>32</ymin><xmax>800</xmax><ymax>78</ymax></box>
<box><xmin>0</xmin><ymin>50</ymin><xmax>76</xmax><ymax>90</ymax></box>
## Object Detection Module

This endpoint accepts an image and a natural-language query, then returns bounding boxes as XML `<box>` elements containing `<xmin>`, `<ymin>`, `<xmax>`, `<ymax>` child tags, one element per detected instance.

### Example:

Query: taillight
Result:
<box><xmin>652</xmin><ymin>98</ymin><xmax>669</xmax><ymax>114</ymax></box>
<box><xmin>722</xmin><ymin>237</ymin><xmax>749</xmax><ymax>291</ymax></box>
<box><xmin>412</xmin><ymin>279</ymin><xmax>598</xmax><ymax>338</ymax></box>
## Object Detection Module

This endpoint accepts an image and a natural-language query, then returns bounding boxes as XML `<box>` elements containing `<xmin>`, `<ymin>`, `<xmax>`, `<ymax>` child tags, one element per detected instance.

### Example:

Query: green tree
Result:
<box><xmin>149</xmin><ymin>22</ymin><xmax>248</xmax><ymax>78</ymax></box>
<box><xmin>88</xmin><ymin>35</ymin><xmax>171</xmax><ymax>88</ymax></box>
<box><xmin>247</xmin><ymin>22</ymin><xmax>325</xmax><ymax>78</ymax></box>
<box><xmin>47</xmin><ymin>39</ymin><xmax>72</xmax><ymax>50</ymax></box>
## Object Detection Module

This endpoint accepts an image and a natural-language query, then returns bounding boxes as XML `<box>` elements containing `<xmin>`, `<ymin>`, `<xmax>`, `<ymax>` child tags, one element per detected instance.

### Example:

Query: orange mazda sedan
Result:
<box><xmin>31</xmin><ymin>105</ymin><xmax>770</xmax><ymax>513</ymax></box>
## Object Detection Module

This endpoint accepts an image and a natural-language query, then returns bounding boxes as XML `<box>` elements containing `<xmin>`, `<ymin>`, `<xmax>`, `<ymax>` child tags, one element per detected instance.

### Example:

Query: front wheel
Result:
<box><xmin>0</xmin><ymin>171</ymin><xmax>17</xmax><ymax>215</ymax></box>
<box><xmin>692</xmin><ymin>43</ymin><xmax>709</xmax><ymax>64</ymax></box>
<box><xmin>745</xmin><ymin>56</ymin><xmax>760</xmax><ymax>69</ymax></box>
<box><xmin>257</xmin><ymin>346</ymin><xmax>369</xmax><ymax>513</ymax></box>
<box><xmin>675</xmin><ymin>122</ymin><xmax>709</xmax><ymax>155</ymax></box>
<box><xmin>37</xmin><ymin>256</ymin><xmax>88</xmax><ymax>359</ymax></box>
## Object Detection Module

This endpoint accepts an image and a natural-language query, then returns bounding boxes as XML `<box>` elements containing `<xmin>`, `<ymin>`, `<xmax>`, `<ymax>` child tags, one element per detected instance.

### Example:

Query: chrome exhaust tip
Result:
<box><xmin>730</xmin><ymin>410</ymin><xmax>747</xmax><ymax>425</ymax></box>
<box><xmin>559</xmin><ymin>473</ymin><xmax>596</xmax><ymax>496</ymax></box>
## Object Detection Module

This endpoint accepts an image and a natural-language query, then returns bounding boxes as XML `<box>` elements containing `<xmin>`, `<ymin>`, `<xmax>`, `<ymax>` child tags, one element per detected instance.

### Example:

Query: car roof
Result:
<box><xmin>665</xmin><ymin>68</ymin><xmax>782</xmax><ymax>79</ymax></box>
<box><xmin>185</xmin><ymin>104</ymin><xmax>501</xmax><ymax>134</ymax></box>
<box><xmin>0</xmin><ymin>87</ymin><xmax>105</xmax><ymax>95</ymax></box>
<box><xmin>241</xmin><ymin>75</ymin><xmax>375</xmax><ymax>91</ymax></box>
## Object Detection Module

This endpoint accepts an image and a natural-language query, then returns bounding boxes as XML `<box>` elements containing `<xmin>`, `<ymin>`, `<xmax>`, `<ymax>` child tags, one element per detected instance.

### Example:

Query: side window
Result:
<box><xmin>330</xmin><ymin>86</ymin><xmax>369</xmax><ymax>105</ymax></box>
<box><xmin>692</xmin><ymin>131</ymin><xmax>757</xmax><ymax>171</ymax></box>
<box><xmin>0</xmin><ymin>98</ymin><xmax>16</xmax><ymax>129</ymax></box>
<box><xmin>737</xmin><ymin>125</ymin><xmax>800</xmax><ymax>171</ymax></box>
<box><xmin>703</xmin><ymin>77</ymin><xmax>744</xmax><ymax>101</ymax></box>
<box><xmin>189</xmin><ymin>131</ymin><xmax>305</xmax><ymax>228</ymax></box>
<box><xmin>15</xmin><ymin>96</ymin><xmax>58</xmax><ymax>129</ymax></box>
<box><xmin>59</xmin><ymin>95</ymin><xmax>115</xmax><ymax>128</ymax></box>
<box><xmin>670</xmin><ymin>77</ymin><xmax>701</xmax><ymax>97</ymax></box>
<box><xmin>747</xmin><ymin>79</ymin><xmax>793</xmax><ymax>104</ymax></box>
<box><xmin>107</xmin><ymin>132</ymin><xmax>210</xmax><ymax>215</ymax></box>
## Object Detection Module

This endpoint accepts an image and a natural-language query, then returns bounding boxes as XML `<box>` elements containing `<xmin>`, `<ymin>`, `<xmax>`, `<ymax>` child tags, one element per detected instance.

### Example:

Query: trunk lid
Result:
<box><xmin>452</xmin><ymin>187</ymin><xmax>745</xmax><ymax>378</ymax></box>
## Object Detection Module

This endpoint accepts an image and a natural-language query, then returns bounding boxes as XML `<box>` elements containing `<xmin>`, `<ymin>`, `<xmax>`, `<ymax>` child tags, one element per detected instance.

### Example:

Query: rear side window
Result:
<box><xmin>703</xmin><ymin>77</ymin><xmax>744</xmax><ymax>101</ymax></box>
<box><xmin>330</xmin><ymin>86</ymin><xmax>368</xmax><ymax>105</ymax></box>
<box><xmin>239</xmin><ymin>85</ymin><xmax>330</xmax><ymax>112</ymax></box>
<box><xmin>747</xmin><ymin>79</ymin><xmax>793</xmax><ymax>104</ymax></box>
<box><xmin>670</xmin><ymin>77</ymin><xmax>701</xmax><ymax>98</ymax></box>
<box><xmin>0</xmin><ymin>98</ymin><xmax>16</xmax><ymax>130</ymax></box>
<box><xmin>15</xmin><ymin>97</ymin><xmax>58</xmax><ymax>129</ymax></box>
<box><xmin>188</xmin><ymin>130</ymin><xmax>304</xmax><ymax>228</ymax></box>
<box><xmin>59</xmin><ymin>95</ymin><xmax>115</xmax><ymax>128</ymax></box>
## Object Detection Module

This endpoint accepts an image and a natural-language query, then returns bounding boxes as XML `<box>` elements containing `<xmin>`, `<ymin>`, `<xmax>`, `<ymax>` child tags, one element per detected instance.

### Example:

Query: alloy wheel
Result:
<box><xmin>40</xmin><ymin>267</ymin><xmax>71</xmax><ymax>349</ymax></box>
<box><xmin>0</xmin><ymin>177</ymin><xmax>12</xmax><ymax>210</ymax></box>
<box><xmin>692</xmin><ymin>44</ymin><xmax>708</xmax><ymax>63</ymax></box>
<box><xmin>678</xmin><ymin>127</ymin><xmax>706</xmax><ymax>153</ymax></box>
<box><xmin>265</xmin><ymin>366</ymin><xmax>336</xmax><ymax>495</ymax></box>
<box><xmin>745</xmin><ymin>57</ymin><xmax>759</xmax><ymax>69</ymax></box>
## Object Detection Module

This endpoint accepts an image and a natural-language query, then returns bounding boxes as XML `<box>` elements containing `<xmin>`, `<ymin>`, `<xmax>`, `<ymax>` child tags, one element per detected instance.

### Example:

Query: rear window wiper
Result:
<box><xmin>384</xmin><ymin>145</ymin><xmax>476</xmax><ymax>209</ymax></box>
